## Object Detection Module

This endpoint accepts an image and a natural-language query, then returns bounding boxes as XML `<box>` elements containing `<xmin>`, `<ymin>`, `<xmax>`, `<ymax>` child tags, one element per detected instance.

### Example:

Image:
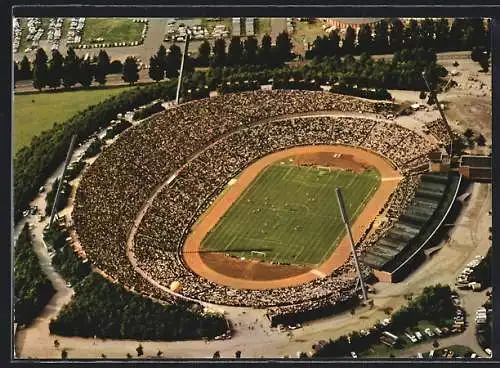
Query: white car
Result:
<box><xmin>484</xmin><ymin>348</ymin><xmax>492</xmax><ymax>357</ymax></box>
<box><xmin>434</xmin><ymin>327</ymin><xmax>443</xmax><ymax>336</ymax></box>
<box><xmin>350</xmin><ymin>351</ymin><xmax>358</xmax><ymax>359</ymax></box>
<box><xmin>424</xmin><ymin>328</ymin><xmax>435</xmax><ymax>337</ymax></box>
<box><xmin>382</xmin><ymin>318</ymin><xmax>391</xmax><ymax>326</ymax></box>
<box><xmin>405</xmin><ymin>332</ymin><xmax>417</xmax><ymax>343</ymax></box>
<box><xmin>417</xmin><ymin>353</ymin><xmax>423</xmax><ymax>359</ymax></box>
<box><xmin>415</xmin><ymin>331</ymin><xmax>423</xmax><ymax>340</ymax></box>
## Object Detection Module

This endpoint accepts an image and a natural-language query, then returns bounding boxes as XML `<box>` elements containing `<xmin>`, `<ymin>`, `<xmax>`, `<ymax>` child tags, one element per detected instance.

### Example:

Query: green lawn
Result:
<box><xmin>13</xmin><ymin>86</ymin><xmax>134</xmax><ymax>153</ymax></box>
<box><xmin>81</xmin><ymin>18</ymin><xmax>144</xmax><ymax>44</ymax></box>
<box><xmin>202</xmin><ymin>163</ymin><xmax>380</xmax><ymax>266</ymax></box>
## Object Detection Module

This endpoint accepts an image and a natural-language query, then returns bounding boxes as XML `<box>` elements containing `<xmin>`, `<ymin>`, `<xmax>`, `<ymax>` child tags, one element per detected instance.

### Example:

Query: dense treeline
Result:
<box><xmin>14</xmin><ymin>225</ymin><xmax>55</xmax><ymax>325</ymax></box>
<box><xmin>183</xmin><ymin>48</ymin><xmax>443</xmax><ymax>95</ymax></box>
<box><xmin>14</xmin><ymin>80</ymin><xmax>178</xmax><ymax>221</ymax></box>
<box><xmin>49</xmin><ymin>272</ymin><xmax>227</xmax><ymax>340</ymax></box>
<box><xmin>307</xmin><ymin>18</ymin><xmax>490</xmax><ymax>59</ymax></box>
<box><xmin>314</xmin><ymin>285</ymin><xmax>456</xmax><ymax>357</ymax></box>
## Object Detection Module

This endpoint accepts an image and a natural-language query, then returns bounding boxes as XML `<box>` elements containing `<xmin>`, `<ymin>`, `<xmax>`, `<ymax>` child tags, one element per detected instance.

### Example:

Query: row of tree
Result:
<box><xmin>15</xmin><ymin>48</ymin><xmax>113</xmax><ymax>90</ymax></box>
<box><xmin>14</xmin><ymin>225</ymin><xmax>56</xmax><ymax>325</ymax></box>
<box><xmin>313</xmin><ymin>285</ymin><xmax>456</xmax><ymax>358</ymax></box>
<box><xmin>49</xmin><ymin>272</ymin><xmax>227</xmax><ymax>340</ymax></box>
<box><xmin>182</xmin><ymin>48</ymin><xmax>445</xmax><ymax>94</ymax></box>
<box><xmin>307</xmin><ymin>18</ymin><xmax>490</xmax><ymax>59</ymax></box>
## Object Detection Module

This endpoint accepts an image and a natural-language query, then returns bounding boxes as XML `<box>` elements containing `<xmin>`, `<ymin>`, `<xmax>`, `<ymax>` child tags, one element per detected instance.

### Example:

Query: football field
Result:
<box><xmin>201</xmin><ymin>163</ymin><xmax>380</xmax><ymax>266</ymax></box>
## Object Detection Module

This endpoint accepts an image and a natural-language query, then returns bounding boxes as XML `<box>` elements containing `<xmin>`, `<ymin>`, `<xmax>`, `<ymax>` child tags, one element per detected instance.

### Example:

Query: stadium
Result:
<box><xmin>71</xmin><ymin>90</ymin><xmax>462</xmax><ymax>325</ymax></box>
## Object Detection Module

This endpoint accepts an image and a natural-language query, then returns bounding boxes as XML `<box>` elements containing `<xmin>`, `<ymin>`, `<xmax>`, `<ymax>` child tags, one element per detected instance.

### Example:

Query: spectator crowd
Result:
<box><xmin>73</xmin><ymin>90</ymin><xmax>437</xmax><ymax>319</ymax></box>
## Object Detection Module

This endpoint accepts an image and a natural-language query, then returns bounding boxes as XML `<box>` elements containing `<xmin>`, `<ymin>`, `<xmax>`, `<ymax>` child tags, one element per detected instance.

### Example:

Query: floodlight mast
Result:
<box><xmin>335</xmin><ymin>187</ymin><xmax>368</xmax><ymax>302</ymax></box>
<box><xmin>421</xmin><ymin>71</ymin><xmax>453</xmax><ymax>156</ymax></box>
<box><xmin>49</xmin><ymin>134</ymin><xmax>77</xmax><ymax>228</ymax></box>
<box><xmin>175</xmin><ymin>34</ymin><xmax>190</xmax><ymax>105</ymax></box>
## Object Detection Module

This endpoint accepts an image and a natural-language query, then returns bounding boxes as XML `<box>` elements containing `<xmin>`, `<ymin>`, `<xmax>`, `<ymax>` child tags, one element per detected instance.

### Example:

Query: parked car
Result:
<box><xmin>424</xmin><ymin>328</ymin><xmax>435</xmax><ymax>337</ymax></box>
<box><xmin>350</xmin><ymin>351</ymin><xmax>358</xmax><ymax>359</ymax></box>
<box><xmin>415</xmin><ymin>331</ymin><xmax>423</xmax><ymax>340</ymax></box>
<box><xmin>417</xmin><ymin>352</ymin><xmax>423</xmax><ymax>359</ymax></box>
<box><xmin>484</xmin><ymin>348</ymin><xmax>492</xmax><ymax>357</ymax></box>
<box><xmin>434</xmin><ymin>327</ymin><xmax>443</xmax><ymax>336</ymax></box>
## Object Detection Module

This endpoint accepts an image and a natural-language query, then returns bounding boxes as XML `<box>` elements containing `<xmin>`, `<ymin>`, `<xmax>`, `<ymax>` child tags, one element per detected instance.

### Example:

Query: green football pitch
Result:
<box><xmin>201</xmin><ymin>163</ymin><xmax>381</xmax><ymax>266</ymax></box>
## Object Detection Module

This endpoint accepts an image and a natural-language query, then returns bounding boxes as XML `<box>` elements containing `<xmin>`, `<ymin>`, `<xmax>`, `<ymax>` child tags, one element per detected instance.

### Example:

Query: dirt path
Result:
<box><xmin>183</xmin><ymin>145</ymin><xmax>401</xmax><ymax>290</ymax></box>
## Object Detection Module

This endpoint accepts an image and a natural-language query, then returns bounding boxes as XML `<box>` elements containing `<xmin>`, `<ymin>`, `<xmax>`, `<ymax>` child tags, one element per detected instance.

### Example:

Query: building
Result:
<box><xmin>232</xmin><ymin>17</ymin><xmax>241</xmax><ymax>36</ymax></box>
<box><xmin>458</xmin><ymin>155</ymin><xmax>492</xmax><ymax>182</ymax></box>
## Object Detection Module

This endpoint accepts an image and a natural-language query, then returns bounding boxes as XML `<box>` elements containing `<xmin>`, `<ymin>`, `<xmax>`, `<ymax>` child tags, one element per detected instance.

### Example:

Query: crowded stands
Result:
<box><xmin>73</xmin><ymin>90</ymin><xmax>438</xmax><ymax>318</ymax></box>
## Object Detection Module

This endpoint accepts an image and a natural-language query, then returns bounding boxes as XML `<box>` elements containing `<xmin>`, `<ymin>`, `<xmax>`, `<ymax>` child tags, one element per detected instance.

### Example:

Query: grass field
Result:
<box><xmin>13</xmin><ymin>86</ymin><xmax>134</xmax><ymax>153</ymax></box>
<box><xmin>202</xmin><ymin>163</ymin><xmax>380</xmax><ymax>266</ymax></box>
<box><xmin>81</xmin><ymin>18</ymin><xmax>144</xmax><ymax>44</ymax></box>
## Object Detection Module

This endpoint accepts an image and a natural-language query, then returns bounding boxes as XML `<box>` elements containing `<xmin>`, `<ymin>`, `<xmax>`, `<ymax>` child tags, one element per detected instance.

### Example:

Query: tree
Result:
<box><xmin>61</xmin><ymin>349</ymin><xmax>68</xmax><ymax>359</ymax></box>
<box><xmin>435</xmin><ymin>18</ymin><xmax>450</xmax><ymax>51</ymax></box>
<box><xmin>342</xmin><ymin>26</ymin><xmax>356</xmax><ymax>55</ymax></box>
<box><xmin>421</xmin><ymin>19</ymin><xmax>436</xmax><ymax>49</ymax></box>
<box><xmin>389</xmin><ymin>18</ymin><xmax>405</xmax><ymax>52</ymax></box>
<box><xmin>433</xmin><ymin>339</ymin><xmax>439</xmax><ymax>348</ymax></box>
<box><xmin>157</xmin><ymin>350</ymin><xmax>163</xmax><ymax>357</ymax></box>
<box><xmin>357</xmin><ymin>24</ymin><xmax>373</xmax><ymax>54</ymax></box>
<box><xmin>235</xmin><ymin>350</ymin><xmax>241</xmax><ymax>359</ymax></box>
<box><xmin>94</xmin><ymin>49</ymin><xmax>110</xmax><ymax>85</ymax></box>
<box><xmin>476</xmin><ymin>134</ymin><xmax>486</xmax><ymax>146</ymax></box>
<box><xmin>165</xmin><ymin>44</ymin><xmax>182</xmax><ymax>78</ymax></box>
<box><xmin>373</xmin><ymin>20</ymin><xmax>389</xmax><ymax>54</ymax></box>
<box><xmin>259</xmin><ymin>34</ymin><xmax>272</xmax><ymax>66</ymax></box>
<box><xmin>19</xmin><ymin>55</ymin><xmax>32</xmax><ymax>80</ymax></box>
<box><xmin>78</xmin><ymin>59</ymin><xmax>93</xmax><ymax>88</ymax></box>
<box><xmin>136</xmin><ymin>344</ymin><xmax>144</xmax><ymax>357</ymax></box>
<box><xmin>213</xmin><ymin>351</ymin><xmax>220</xmax><ymax>359</ymax></box>
<box><xmin>156</xmin><ymin>44</ymin><xmax>168</xmax><ymax>73</ymax></box>
<box><xmin>212</xmin><ymin>38</ymin><xmax>226</xmax><ymax>67</ymax></box>
<box><xmin>419</xmin><ymin>90</ymin><xmax>427</xmax><ymax>100</ymax></box>
<box><xmin>449</xmin><ymin>18</ymin><xmax>467</xmax><ymax>51</ymax></box>
<box><xmin>479</xmin><ymin>55</ymin><xmax>490</xmax><ymax>72</ymax></box>
<box><xmin>275</xmin><ymin>31</ymin><xmax>293</xmax><ymax>63</ymax></box>
<box><xmin>463</xmin><ymin>18</ymin><xmax>486</xmax><ymax>49</ymax></box>
<box><xmin>464</xmin><ymin>128</ymin><xmax>474</xmax><ymax>139</ymax></box>
<box><xmin>227</xmin><ymin>36</ymin><xmax>243</xmax><ymax>66</ymax></box>
<box><xmin>122</xmin><ymin>57</ymin><xmax>139</xmax><ymax>85</ymax></box>
<box><xmin>148</xmin><ymin>55</ymin><xmax>164</xmax><ymax>82</ymax></box>
<box><xmin>243</xmin><ymin>36</ymin><xmax>258</xmax><ymax>64</ymax></box>
<box><xmin>62</xmin><ymin>47</ymin><xmax>80</xmax><ymax>88</ymax></box>
<box><xmin>32</xmin><ymin>48</ymin><xmax>49</xmax><ymax>91</ymax></box>
<box><xmin>126</xmin><ymin>353</ymin><xmax>132</xmax><ymax>359</ymax></box>
<box><xmin>405</xmin><ymin>19</ymin><xmax>421</xmax><ymax>49</ymax></box>
<box><xmin>197</xmin><ymin>40</ymin><xmax>211</xmax><ymax>67</ymax></box>
<box><xmin>47</xmin><ymin>49</ymin><xmax>64</xmax><ymax>89</ymax></box>
<box><xmin>327</xmin><ymin>30</ymin><xmax>341</xmax><ymax>57</ymax></box>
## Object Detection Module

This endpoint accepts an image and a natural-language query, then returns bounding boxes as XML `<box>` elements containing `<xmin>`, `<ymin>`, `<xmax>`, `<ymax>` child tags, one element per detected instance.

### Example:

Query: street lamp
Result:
<box><xmin>421</xmin><ymin>71</ymin><xmax>453</xmax><ymax>156</ymax></box>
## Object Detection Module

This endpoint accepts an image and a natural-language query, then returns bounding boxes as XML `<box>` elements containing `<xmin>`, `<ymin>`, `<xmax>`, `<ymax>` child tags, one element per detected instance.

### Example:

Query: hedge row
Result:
<box><xmin>132</xmin><ymin>102</ymin><xmax>165</xmax><ymax>121</ymax></box>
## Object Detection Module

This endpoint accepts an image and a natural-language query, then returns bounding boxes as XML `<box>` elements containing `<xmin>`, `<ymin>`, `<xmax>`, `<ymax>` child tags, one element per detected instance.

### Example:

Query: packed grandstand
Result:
<box><xmin>72</xmin><ymin>90</ymin><xmax>444</xmax><ymax>322</ymax></box>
